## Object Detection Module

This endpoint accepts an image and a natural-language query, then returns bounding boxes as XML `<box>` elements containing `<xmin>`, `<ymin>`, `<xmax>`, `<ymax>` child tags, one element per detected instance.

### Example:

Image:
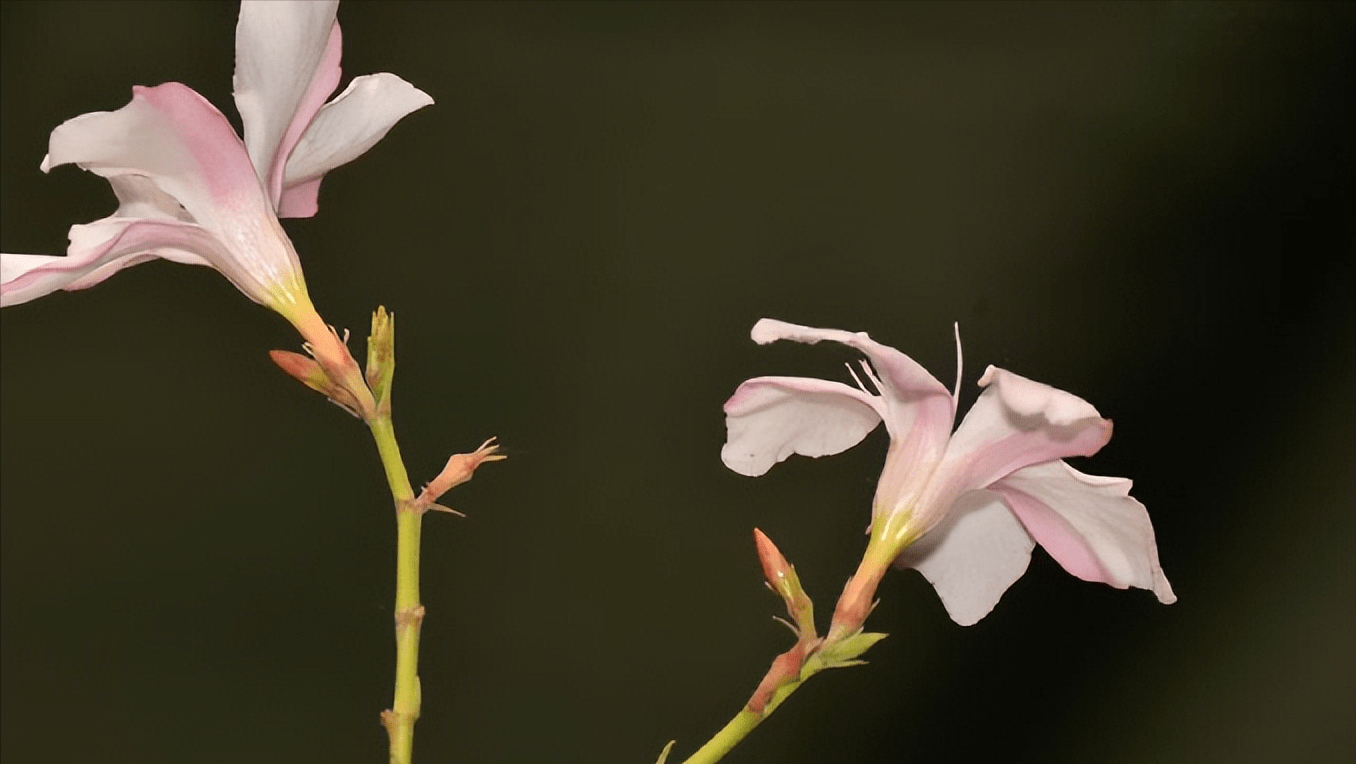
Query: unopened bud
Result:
<box><xmin>269</xmin><ymin>349</ymin><xmax>363</xmax><ymax>417</ymax></box>
<box><xmin>827</xmin><ymin>556</ymin><xmax>890</xmax><ymax>643</ymax></box>
<box><xmin>417</xmin><ymin>438</ymin><xmax>506</xmax><ymax>509</ymax></box>
<box><xmin>753</xmin><ymin>528</ymin><xmax>815</xmax><ymax>638</ymax></box>
<box><xmin>366</xmin><ymin>306</ymin><xmax>395</xmax><ymax>414</ymax></box>
<box><xmin>289</xmin><ymin>308</ymin><xmax>377</xmax><ymax>419</ymax></box>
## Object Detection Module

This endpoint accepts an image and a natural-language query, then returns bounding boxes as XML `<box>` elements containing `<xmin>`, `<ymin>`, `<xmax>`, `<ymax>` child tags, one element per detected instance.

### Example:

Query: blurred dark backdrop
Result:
<box><xmin>3</xmin><ymin>2</ymin><xmax>1353</xmax><ymax>763</ymax></box>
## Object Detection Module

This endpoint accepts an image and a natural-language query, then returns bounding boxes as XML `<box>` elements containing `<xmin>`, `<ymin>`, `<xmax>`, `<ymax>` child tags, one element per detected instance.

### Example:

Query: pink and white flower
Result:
<box><xmin>0</xmin><ymin>0</ymin><xmax>431</xmax><ymax>331</ymax></box>
<box><xmin>722</xmin><ymin>319</ymin><xmax>1175</xmax><ymax>628</ymax></box>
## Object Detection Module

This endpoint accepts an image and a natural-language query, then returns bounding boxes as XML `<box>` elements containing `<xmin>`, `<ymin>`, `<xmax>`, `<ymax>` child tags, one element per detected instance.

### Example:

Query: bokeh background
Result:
<box><xmin>3</xmin><ymin>2</ymin><xmax>1352</xmax><ymax>763</ymax></box>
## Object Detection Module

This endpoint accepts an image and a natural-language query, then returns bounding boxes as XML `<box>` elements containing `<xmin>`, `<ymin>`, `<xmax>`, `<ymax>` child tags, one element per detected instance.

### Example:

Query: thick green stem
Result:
<box><xmin>679</xmin><ymin>710</ymin><xmax>763</xmax><ymax>764</ymax></box>
<box><xmin>678</xmin><ymin>673</ymin><xmax>809</xmax><ymax>764</ymax></box>
<box><xmin>369</xmin><ymin>415</ymin><xmax>423</xmax><ymax>764</ymax></box>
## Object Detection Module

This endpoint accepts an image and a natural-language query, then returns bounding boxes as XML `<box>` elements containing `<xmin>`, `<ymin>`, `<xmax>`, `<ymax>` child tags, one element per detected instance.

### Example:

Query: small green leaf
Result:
<box><xmin>820</xmin><ymin>630</ymin><xmax>889</xmax><ymax>666</ymax></box>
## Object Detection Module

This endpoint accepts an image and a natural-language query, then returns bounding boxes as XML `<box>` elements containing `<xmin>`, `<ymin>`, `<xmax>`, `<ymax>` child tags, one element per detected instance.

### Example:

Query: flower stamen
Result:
<box><xmin>857</xmin><ymin>359</ymin><xmax>885</xmax><ymax>396</ymax></box>
<box><xmin>845</xmin><ymin>362</ymin><xmax>870</xmax><ymax>394</ymax></box>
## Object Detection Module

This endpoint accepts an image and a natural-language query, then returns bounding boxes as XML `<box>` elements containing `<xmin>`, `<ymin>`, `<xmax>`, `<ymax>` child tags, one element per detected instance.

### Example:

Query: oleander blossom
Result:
<box><xmin>0</xmin><ymin>0</ymin><xmax>432</xmax><ymax>324</ymax></box>
<box><xmin>721</xmin><ymin>319</ymin><xmax>1175</xmax><ymax>627</ymax></box>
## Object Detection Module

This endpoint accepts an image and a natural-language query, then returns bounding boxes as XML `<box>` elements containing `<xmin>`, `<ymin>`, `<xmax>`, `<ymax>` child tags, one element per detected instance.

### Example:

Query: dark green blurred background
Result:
<box><xmin>3</xmin><ymin>2</ymin><xmax>1353</xmax><ymax>763</ymax></box>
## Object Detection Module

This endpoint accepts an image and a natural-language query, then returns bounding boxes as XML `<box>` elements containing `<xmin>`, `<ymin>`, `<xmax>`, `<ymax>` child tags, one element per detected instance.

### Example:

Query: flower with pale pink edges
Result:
<box><xmin>722</xmin><ymin>319</ymin><xmax>1175</xmax><ymax>630</ymax></box>
<box><xmin>1</xmin><ymin>1</ymin><xmax>432</xmax><ymax>406</ymax></box>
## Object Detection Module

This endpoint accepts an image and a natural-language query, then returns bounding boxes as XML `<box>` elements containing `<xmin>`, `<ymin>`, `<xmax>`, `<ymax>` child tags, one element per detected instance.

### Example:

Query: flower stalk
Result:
<box><xmin>276</xmin><ymin>306</ymin><xmax>503</xmax><ymax>763</ymax></box>
<box><xmin>672</xmin><ymin>530</ymin><xmax>886</xmax><ymax>764</ymax></box>
<box><xmin>356</xmin><ymin>307</ymin><xmax>501</xmax><ymax>764</ymax></box>
<box><xmin>358</xmin><ymin>306</ymin><xmax>424</xmax><ymax>764</ymax></box>
<box><xmin>369</xmin><ymin>411</ymin><xmax>423</xmax><ymax>764</ymax></box>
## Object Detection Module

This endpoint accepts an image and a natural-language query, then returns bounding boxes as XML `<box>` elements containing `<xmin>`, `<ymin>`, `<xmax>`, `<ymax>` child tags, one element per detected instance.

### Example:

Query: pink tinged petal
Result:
<box><xmin>101</xmin><ymin>175</ymin><xmax>194</xmax><ymax>223</ymax></box>
<box><xmin>278</xmin><ymin>177</ymin><xmax>324</xmax><ymax>220</ymax></box>
<box><xmin>750</xmin><ymin>319</ymin><xmax>956</xmax><ymax>427</ymax></box>
<box><xmin>61</xmin><ymin>254</ymin><xmax>172</xmax><ymax>292</ymax></box>
<box><xmin>62</xmin><ymin>176</ymin><xmax>213</xmax><ymax>290</ymax></box>
<box><xmin>233</xmin><ymin>0</ymin><xmax>342</xmax><ymax>208</ymax></box>
<box><xmin>994</xmin><ymin>461</ymin><xmax>1176</xmax><ymax>604</ymax></box>
<box><xmin>2</xmin><ymin>221</ymin><xmax>233</xmax><ymax>307</ymax></box>
<box><xmin>749</xmin><ymin>318</ymin><xmax>958</xmax><ymax>515</ymax></box>
<box><xmin>43</xmin><ymin>83</ymin><xmax>306</xmax><ymax>307</ymax></box>
<box><xmin>894</xmin><ymin>489</ymin><xmax>1036</xmax><ymax>626</ymax></box>
<box><xmin>2</xmin><ymin>174</ymin><xmax>219</xmax><ymax>307</ymax></box>
<box><xmin>2</xmin><ymin>255</ymin><xmax>65</xmax><ymax>303</ymax></box>
<box><xmin>278</xmin><ymin>73</ymin><xmax>435</xmax><ymax>218</ymax></box>
<box><xmin>916</xmin><ymin>365</ymin><xmax>1113</xmax><ymax>534</ymax></box>
<box><xmin>62</xmin><ymin>220</ymin><xmax>211</xmax><ymax>291</ymax></box>
<box><xmin>721</xmin><ymin>376</ymin><xmax>882</xmax><ymax>477</ymax></box>
<box><xmin>46</xmin><ymin>84</ymin><xmax>267</xmax><ymax>230</ymax></box>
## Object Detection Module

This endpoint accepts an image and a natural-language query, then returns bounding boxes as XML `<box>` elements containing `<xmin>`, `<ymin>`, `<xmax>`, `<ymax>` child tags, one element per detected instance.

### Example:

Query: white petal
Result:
<box><xmin>233</xmin><ymin>0</ymin><xmax>342</xmax><ymax>207</ymax></box>
<box><xmin>2</xmin><ymin>220</ymin><xmax>232</xmax><ymax>308</ymax></box>
<box><xmin>914</xmin><ymin>366</ymin><xmax>1113</xmax><ymax>534</ymax></box>
<box><xmin>2</xmin><ymin>175</ymin><xmax>216</xmax><ymax>307</ymax></box>
<box><xmin>979</xmin><ymin>365</ymin><xmax>1104</xmax><ymax>424</ymax></box>
<box><xmin>747</xmin><ymin>318</ymin><xmax>957</xmax><ymax>510</ymax></box>
<box><xmin>46</xmin><ymin>84</ymin><xmax>267</xmax><ymax>233</ymax></box>
<box><xmin>750</xmin><ymin>319</ymin><xmax>956</xmax><ymax>436</ymax></box>
<box><xmin>278</xmin><ymin>73</ymin><xmax>434</xmax><ymax>218</ymax></box>
<box><xmin>2</xmin><ymin>254</ymin><xmax>61</xmax><ymax>288</ymax></box>
<box><xmin>895</xmin><ymin>489</ymin><xmax>1035</xmax><ymax>626</ymax></box>
<box><xmin>43</xmin><ymin>83</ymin><xmax>306</xmax><ymax>307</ymax></box>
<box><xmin>994</xmin><ymin>461</ymin><xmax>1176</xmax><ymax>603</ymax></box>
<box><xmin>721</xmin><ymin>376</ymin><xmax>882</xmax><ymax>477</ymax></box>
<box><xmin>100</xmin><ymin>174</ymin><xmax>193</xmax><ymax>223</ymax></box>
<box><xmin>62</xmin><ymin>219</ymin><xmax>211</xmax><ymax>291</ymax></box>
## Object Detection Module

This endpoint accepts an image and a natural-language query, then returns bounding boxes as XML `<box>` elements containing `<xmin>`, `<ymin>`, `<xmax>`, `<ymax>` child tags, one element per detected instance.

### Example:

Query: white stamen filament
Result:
<box><xmin>845</xmin><ymin>362</ymin><xmax>870</xmax><ymax>394</ymax></box>
<box><xmin>858</xmin><ymin>359</ymin><xmax>885</xmax><ymax>396</ymax></box>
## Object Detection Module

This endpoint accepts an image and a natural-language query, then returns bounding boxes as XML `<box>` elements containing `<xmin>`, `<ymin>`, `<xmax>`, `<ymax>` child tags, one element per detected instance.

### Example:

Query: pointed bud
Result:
<box><xmin>753</xmin><ymin>528</ymin><xmax>815</xmax><ymax>639</ymax></box>
<box><xmin>366</xmin><ymin>306</ymin><xmax>396</xmax><ymax>415</ymax></box>
<box><xmin>269</xmin><ymin>349</ymin><xmax>363</xmax><ymax>416</ymax></box>
<box><xmin>289</xmin><ymin>311</ymin><xmax>376</xmax><ymax>420</ymax></box>
<box><xmin>417</xmin><ymin>438</ymin><xmax>506</xmax><ymax>509</ymax></box>
<box><xmin>826</xmin><ymin>549</ymin><xmax>892</xmax><ymax>643</ymax></box>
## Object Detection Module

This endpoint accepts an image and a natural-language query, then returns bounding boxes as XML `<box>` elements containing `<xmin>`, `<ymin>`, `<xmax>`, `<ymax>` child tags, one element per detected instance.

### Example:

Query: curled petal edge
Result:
<box><xmin>750</xmin><ymin>318</ymin><xmax>955</xmax><ymax>425</ymax></box>
<box><xmin>914</xmin><ymin>366</ymin><xmax>1113</xmax><ymax>535</ymax></box>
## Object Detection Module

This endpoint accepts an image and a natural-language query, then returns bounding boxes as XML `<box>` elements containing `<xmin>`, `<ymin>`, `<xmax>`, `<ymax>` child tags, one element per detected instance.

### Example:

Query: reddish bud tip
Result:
<box><xmin>269</xmin><ymin>349</ymin><xmax>320</xmax><ymax>380</ymax></box>
<box><xmin>753</xmin><ymin>528</ymin><xmax>791</xmax><ymax>588</ymax></box>
<box><xmin>752</xmin><ymin>528</ymin><xmax>816</xmax><ymax>639</ymax></box>
<box><xmin>269</xmin><ymin>349</ymin><xmax>363</xmax><ymax>416</ymax></box>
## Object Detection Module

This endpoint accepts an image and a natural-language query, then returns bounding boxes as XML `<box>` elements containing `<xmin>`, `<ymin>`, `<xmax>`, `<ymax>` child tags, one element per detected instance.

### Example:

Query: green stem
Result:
<box><xmin>369</xmin><ymin>415</ymin><xmax>423</xmax><ymax>764</ymax></box>
<box><xmin>678</xmin><ymin>670</ymin><xmax>811</xmax><ymax>764</ymax></box>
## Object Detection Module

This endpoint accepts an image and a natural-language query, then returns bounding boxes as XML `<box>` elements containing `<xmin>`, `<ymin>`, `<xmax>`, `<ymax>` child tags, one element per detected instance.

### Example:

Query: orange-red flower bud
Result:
<box><xmin>753</xmin><ymin>528</ymin><xmax>815</xmax><ymax>639</ymax></box>
<box><xmin>269</xmin><ymin>349</ymin><xmax>364</xmax><ymax>416</ymax></box>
